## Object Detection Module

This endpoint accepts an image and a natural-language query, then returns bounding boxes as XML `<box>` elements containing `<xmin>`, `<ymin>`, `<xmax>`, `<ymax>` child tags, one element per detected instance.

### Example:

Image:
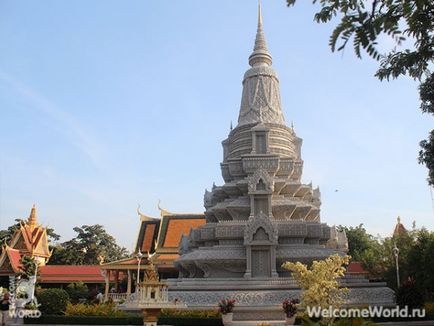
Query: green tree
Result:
<box><xmin>338</xmin><ymin>224</ymin><xmax>376</xmax><ymax>260</ymax></box>
<box><xmin>287</xmin><ymin>0</ymin><xmax>434</xmax><ymax>185</ymax></box>
<box><xmin>359</xmin><ymin>237</ymin><xmax>390</xmax><ymax>280</ymax></box>
<box><xmin>401</xmin><ymin>228</ymin><xmax>434</xmax><ymax>299</ymax></box>
<box><xmin>49</xmin><ymin>224</ymin><xmax>128</xmax><ymax>265</ymax></box>
<box><xmin>361</xmin><ymin>227</ymin><xmax>434</xmax><ymax>298</ymax></box>
<box><xmin>338</xmin><ymin>224</ymin><xmax>389</xmax><ymax>279</ymax></box>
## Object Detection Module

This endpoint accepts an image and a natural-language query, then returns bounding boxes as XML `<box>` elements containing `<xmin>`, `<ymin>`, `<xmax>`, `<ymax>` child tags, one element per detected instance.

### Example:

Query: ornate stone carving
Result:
<box><xmin>242</xmin><ymin>156</ymin><xmax>279</xmax><ymax>174</ymax></box>
<box><xmin>244</xmin><ymin>212</ymin><xmax>278</xmax><ymax>245</ymax></box>
<box><xmin>215</xmin><ymin>225</ymin><xmax>244</xmax><ymax>239</ymax></box>
<box><xmin>247</xmin><ymin>168</ymin><xmax>274</xmax><ymax>193</ymax></box>
<box><xmin>169</xmin><ymin>286</ymin><xmax>394</xmax><ymax>307</ymax></box>
<box><xmin>204</xmin><ymin>189</ymin><xmax>213</xmax><ymax>209</ymax></box>
<box><xmin>238</xmin><ymin>71</ymin><xmax>285</xmax><ymax>126</ymax></box>
<box><xmin>179</xmin><ymin>235</ymin><xmax>190</xmax><ymax>256</ymax></box>
<box><xmin>327</xmin><ymin>226</ymin><xmax>349</xmax><ymax>252</ymax></box>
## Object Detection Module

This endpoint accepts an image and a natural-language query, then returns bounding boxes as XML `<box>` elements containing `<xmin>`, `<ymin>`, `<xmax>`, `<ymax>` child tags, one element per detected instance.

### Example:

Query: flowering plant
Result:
<box><xmin>282</xmin><ymin>298</ymin><xmax>299</xmax><ymax>317</ymax></box>
<box><xmin>218</xmin><ymin>298</ymin><xmax>235</xmax><ymax>314</ymax></box>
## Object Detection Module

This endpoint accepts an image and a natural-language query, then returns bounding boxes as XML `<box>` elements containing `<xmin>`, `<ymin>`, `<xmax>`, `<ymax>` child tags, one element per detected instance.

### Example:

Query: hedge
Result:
<box><xmin>37</xmin><ymin>288</ymin><xmax>70</xmax><ymax>315</ymax></box>
<box><xmin>24</xmin><ymin>316</ymin><xmax>142</xmax><ymax>325</ymax></box>
<box><xmin>24</xmin><ymin>315</ymin><xmax>223</xmax><ymax>325</ymax></box>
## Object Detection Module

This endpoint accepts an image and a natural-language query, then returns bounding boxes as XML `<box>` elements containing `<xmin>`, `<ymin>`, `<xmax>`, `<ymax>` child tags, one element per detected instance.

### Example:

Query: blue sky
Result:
<box><xmin>1</xmin><ymin>0</ymin><xmax>432</xmax><ymax>250</ymax></box>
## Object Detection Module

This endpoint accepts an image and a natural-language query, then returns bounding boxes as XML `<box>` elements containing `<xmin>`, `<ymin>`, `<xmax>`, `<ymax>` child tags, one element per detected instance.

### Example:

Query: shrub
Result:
<box><xmin>24</xmin><ymin>315</ymin><xmax>223</xmax><ymax>325</ymax></box>
<box><xmin>396</xmin><ymin>277</ymin><xmax>424</xmax><ymax>309</ymax></box>
<box><xmin>37</xmin><ymin>288</ymin><xmax>70</xmax><ymax>315</ymax></box>
<box><xmin>65</xmin><ymin>282</ymin><xmax>88</xmax><ymax>304</ymax></box>
<box><xmin>160</xmin><ymin>309</ymin><xmax>220</xmax><ymax>318</ymax></box>
<box><xmin>65</xmin><ymin>302</ymin><xmax>126</xmax><ymax>317</ymax></box>
<box><xmin>87</xmin><ymin>288</ymin><xmax>99</xmax><ymax>302</ymax></box>
<box><xmin>282</xmin><ymin>298</ymin><xmax>299</xmax><ymax>317</ymax></box>
<box><xmin>24</xmin><ymin>315</ymin><xmax>142</xmax><ymax>325</ymax></box>
<box><xmin>425</xmin><ymin>301</ymin><xmax>434</xmax><ymax>319</ymax></box>
<box><xmin>218</xmin><ymin>298</ymin><xmax>235</xmax><ymax>314</ymax></box>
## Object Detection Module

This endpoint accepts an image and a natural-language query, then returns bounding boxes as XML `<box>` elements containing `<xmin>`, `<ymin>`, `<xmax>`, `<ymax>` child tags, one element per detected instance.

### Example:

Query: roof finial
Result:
<box><xmin>249</xmin><ymin>0</ymin><xmax>272</xmax><ymax>67</ymax></box>
<box><xmin>258</xmin><ymin>0</ymin><xmax>263</xmax><ymax>28</ymax></box>
<box><xmin>157</xmin><ymin>199</ymin><xmax>171</xmax><ymax>217</ymax></box>
<box><xmin>28</xmin><ymin>204</ymin><xmax>37</xmax><ymax>227</ymax></box>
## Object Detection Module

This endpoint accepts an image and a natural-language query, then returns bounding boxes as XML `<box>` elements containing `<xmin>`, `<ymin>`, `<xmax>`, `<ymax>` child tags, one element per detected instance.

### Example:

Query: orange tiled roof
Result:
<box><xmin>38</xmin><ymin>265</ymin><xmax>124</xmax><ymax>283</ymax></box>
<box><xmin>158</xmin><ymin>215</ymin><xmax>205</xmax><ymax>248</ymax></box>
<box><xmin>8</xmin><ymin>206</ymin><xmax>51</xmax><ymax>259</ymax></box>
<box><xmin>394</xmin><ymin>224</ymin><xmax>407</xmax><ymax>236</ymax></box>
<box><xmin>156</xmin><ymin>253</ymin><xmax>179</xmax><ymax>261</ymax></box>
<box><xmin>142</xmin><ymin>224</ymin><xmax>157</xmax><ymax>253</ymax></box>
<box><xmin>393</xmin><ymin>216</ymin><xmax>407</xmax><ymax>237</ymax></box>
<box><xmin>7</xmin><ymin>248</ymin><xmax>22</xmax><ymax>273</ymax></box>
<box><xmin>135</xmin><ymin>219</ymin><xmax>160</xmax><ymax>254</ymax></box>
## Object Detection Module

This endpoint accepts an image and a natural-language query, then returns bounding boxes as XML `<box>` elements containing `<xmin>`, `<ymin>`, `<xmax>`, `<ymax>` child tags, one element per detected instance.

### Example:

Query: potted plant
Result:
<box><xmin>282</xmin><ymin>298</ymin><xmax>299</xmax><ymax>325</ymax></box>
<box><xmin>218</xmin><ymin>298</ymin><xmax>236</xmax><ymax>325</ymax></box>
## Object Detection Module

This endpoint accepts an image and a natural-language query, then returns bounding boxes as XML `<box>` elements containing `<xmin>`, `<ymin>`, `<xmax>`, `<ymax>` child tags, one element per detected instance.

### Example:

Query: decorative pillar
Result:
<box><xmin>115</xmin><ymin>270</ymin><xmax>120</xmax><ymax>292</ymax></box>
<box><xmin>155</xmin><ymin>287</ymin><xmax>160</xmax><ymax>301</ymax></box>
<box><xmin>271</xmin><ymin>245</ymin><xmax>278</xmax><ymax>278</ymax></box>
<box><xmin>244</xmin><ymin>245</ymin><xmax>252</xmax><ymax>278</ymax></box>
<box><xmin>127</xmin><ymin>270</ymin><xmax>132</xmax><ymax>294</ymax></box>
<box><xmin>104</xmin><ymin>270</ymin><xmax>111</xmax><ymax>302</ymax></box>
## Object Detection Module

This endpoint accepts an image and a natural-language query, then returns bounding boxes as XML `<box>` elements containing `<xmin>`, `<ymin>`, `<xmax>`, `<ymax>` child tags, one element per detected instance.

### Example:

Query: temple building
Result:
<box><xmin>0</xmin><ymin>206</ymin><xmax>121</xmax><ymax>289</ymax></box>
<box><xmin>0</xmin><ymin>205</ymin><xmax>51</xmax><ymax>279</ymax></box>
<box><xmin>100</xmin><ymin>205</ymin><xmax>205</xmax><ymax>301</ymax></box>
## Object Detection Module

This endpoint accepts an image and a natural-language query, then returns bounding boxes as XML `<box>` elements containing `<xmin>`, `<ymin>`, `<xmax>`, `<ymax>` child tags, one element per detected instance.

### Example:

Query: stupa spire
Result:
<box><xmin>249</xmin><ymin>0</ymin><xmax>272</xmax><ymax>67</ymax></box>
<box><xmin>237</xmin><ymin>1</ymin><xmax>285</xmax><ymax>127</ymax></box>
<box><xmin>28</xmin><ymin>204</ymin><xmax>37</xmax><ymax>227</ymax></box>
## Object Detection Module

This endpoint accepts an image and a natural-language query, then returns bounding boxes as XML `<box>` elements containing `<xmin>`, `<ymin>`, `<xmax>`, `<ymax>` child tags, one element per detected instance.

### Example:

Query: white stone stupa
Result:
<box><xmin>169</xmin><ymin>2</ymin><xmax>394</xmax><ymax>323</ymax></box>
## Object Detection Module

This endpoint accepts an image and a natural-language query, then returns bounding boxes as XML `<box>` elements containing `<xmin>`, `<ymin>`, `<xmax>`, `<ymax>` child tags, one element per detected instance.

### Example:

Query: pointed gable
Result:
<box><xmin>0</xmin><ymin>247</ymin><xmax>23</xmax><ymax>275</ymax></box>
<box><xmin>19</xmin><ymin>206</ymin><xmax>51</xmax><ymax>259</ymax></box>
<box><xmin>135</xmin><ymin>208</ymin><xmax>160</xmax><ymax>254</ymax></box>
<box><xmin>0</xmin><ymin>205</ymin><xmax>52</xmax><ymax>275</ymax></box>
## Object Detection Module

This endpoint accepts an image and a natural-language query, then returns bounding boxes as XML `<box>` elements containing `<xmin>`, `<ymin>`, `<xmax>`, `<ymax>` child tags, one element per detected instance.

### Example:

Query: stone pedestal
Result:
<box><xmin>142</xmin><ymin>308</ymin><xmax>161</xmax><ymax>326</ymax></box>
<box><xmin>168</xmin><ymin>275</ymin><xmax>395</xmax><ymax>323</ymax></box>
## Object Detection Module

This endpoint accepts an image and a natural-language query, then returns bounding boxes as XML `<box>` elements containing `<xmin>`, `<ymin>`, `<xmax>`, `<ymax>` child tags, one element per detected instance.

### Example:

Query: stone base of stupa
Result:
<box><xmin>168</xmin><ymin>275</ymin><xmax>395</xmax><ymax>322</ymax></box>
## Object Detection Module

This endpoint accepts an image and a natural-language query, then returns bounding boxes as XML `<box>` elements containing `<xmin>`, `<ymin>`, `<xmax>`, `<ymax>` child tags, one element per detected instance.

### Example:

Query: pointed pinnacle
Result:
<box><xmin>258</xmin><ymin>0</ymin><xmax>263</xmax><ymax>29</ymax></box>
<box><xmin>249</xmin><ymin>0</ymin><xmax>272</xmax><ymax>67</ymax></box>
